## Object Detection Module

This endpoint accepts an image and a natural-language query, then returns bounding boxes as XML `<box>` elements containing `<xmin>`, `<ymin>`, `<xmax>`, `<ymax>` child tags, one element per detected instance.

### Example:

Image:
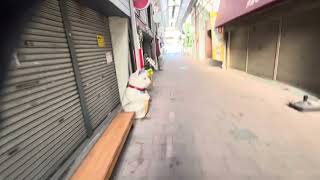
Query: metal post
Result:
<box><xmin>226</xmin><ymin>31</ymin><xmax>231</xmax><ymax>70</ymax></box>
<box><xmin>129</xmin><ymin>0</ymin><xmax>142</xmax><ymax>69</ymax></box>
<box><xmin>59</xmin><ymin>0</ymin><xmax>93</xmax><ymax>137</ymax></box>
<box><xmin>245</xmin><ymin>27</ymin><xmax>250</xmax><ymax>73</ymax></box>
<box><xmin>273</xmin><ymin>17</ymin><xmax>283</xmax><ymax>80</ymax></box>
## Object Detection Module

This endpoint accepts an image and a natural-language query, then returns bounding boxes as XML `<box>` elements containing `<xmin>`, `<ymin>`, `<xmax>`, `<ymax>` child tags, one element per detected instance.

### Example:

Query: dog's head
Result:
<box><xmin>128</xmin><ymin>70</ymin><xmax>151</xmax><ymax>89</ymax></box>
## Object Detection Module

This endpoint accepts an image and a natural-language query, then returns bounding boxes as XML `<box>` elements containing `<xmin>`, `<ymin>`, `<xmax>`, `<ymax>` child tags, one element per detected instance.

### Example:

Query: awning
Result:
<box><xmin>216</xmin><ymin>0</ymin><xmax>282</xmax><ymax>27</ymax></box>
<box><xmin>82</xmin><ymin>0</ymin><xmax>130</xmax><ymax>17</ymax></box>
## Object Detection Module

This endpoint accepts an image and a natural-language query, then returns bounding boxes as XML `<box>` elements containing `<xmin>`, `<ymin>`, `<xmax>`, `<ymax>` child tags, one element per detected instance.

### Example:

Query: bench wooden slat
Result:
<box><xmin>71</xmin><ymin>112</ymin><xmax>135</xmax><ymax>180</ymax></box>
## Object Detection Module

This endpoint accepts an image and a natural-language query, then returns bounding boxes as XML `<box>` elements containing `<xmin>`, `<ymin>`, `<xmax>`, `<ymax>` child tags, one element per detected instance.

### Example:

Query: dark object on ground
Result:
<box><xmin>288</xmin><ymin>95</ymin><xmax>320</xmax><ymax>112</ymax></box>
<box><xmin>209</xmin><ymin>59</ymin><xmax>223</xmax><ymax>68</ymax></box>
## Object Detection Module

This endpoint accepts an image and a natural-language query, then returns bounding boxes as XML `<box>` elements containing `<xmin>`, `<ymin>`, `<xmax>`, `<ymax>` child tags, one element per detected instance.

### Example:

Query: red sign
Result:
<box><xmin>133</xmin><ymin>0</ymin><xmax>151</xmax><ymax>10</ymax></box>
<box><xmin>216</xmin><ymin>0</ymin><xmax>282</xmax><ymax>27</ymax></box>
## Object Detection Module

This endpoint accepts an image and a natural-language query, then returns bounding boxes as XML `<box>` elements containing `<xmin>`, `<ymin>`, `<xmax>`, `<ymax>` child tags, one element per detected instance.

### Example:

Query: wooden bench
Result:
<box><xmin>71</xmin><ymin>112</ymin><xmax>135</xmax><ymax>180</ymax></box>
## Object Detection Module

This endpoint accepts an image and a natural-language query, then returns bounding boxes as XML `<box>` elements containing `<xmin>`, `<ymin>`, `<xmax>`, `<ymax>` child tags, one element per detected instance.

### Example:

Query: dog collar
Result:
<box><xmin>127</xmin><ymin>84</ymin><xmax>145</xmax><ymax>92</ymax></box>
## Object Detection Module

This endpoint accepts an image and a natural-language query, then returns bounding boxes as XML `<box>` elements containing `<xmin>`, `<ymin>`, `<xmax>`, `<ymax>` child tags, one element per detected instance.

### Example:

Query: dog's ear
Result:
<box><xmin>138</xmin><ymin>69</ymin><xmax>146</xmax><ymax>75</ymax></box>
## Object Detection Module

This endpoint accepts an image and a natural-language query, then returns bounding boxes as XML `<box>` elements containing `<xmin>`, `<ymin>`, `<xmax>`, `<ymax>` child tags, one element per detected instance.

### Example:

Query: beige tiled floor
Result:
<box><xmin>111</xmin><ymin>54</ymin><xmax>320</xmax><ymax>180</ymax></box>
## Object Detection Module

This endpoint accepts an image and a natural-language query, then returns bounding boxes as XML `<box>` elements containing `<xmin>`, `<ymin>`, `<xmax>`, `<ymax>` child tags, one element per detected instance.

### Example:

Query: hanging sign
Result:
<box><xmin>216</xmin><ymin>0</ymin><xmax>282</xmax><ymax>27</ymax></box>
<box><xmin>133</xmin><ymin>0</ymin><xmax>151</xmax><ymax>10</ymax></box>
<box><xmin>105</xmin><ymin>51</ymin><xmax>113</xmax><ymax>64</ymax></box>
<box><xmin>210</xmin><ymin>12</ymin><xmax>225</xmax><ymax>62</ymax></box>
<box><xmin>96</xmin><ymin>35</ymin><xmax>105</xmax><ymax>48</ymax></box>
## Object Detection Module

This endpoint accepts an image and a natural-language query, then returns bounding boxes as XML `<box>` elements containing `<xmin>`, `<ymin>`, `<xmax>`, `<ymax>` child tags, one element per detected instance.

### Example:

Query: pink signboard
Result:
<box><xmin>216</xmin><ymin>0</ymin><xmax>282</xmax><ymax>27</ymax></box>
<box><xmin>133</xmin><ymin>0</ymin><xmax>151</xmax><ymax>10</ymax></box>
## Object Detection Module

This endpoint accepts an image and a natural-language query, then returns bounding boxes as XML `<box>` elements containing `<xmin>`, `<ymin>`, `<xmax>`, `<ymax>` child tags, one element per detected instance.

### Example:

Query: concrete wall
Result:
<box><xmin>230</xmin><ymin>25</ymin><xmax>248</xmax><ymax>71</ymax></box>
<box><xmin>247</xmin><ymin>20</ymin><xmax>279</xmax><ymax>79</ymax></box>
<box><xmin>109</xmin><ymin>17</ymin><xmax>130</xmax><ymax>104</ymax></box>
<box><xmin>277</xmin><ymin>7</ymin><xmax>320</xmax><ymax>95</ymax></box>
<box><xmin>196</xmin><ymin>8</ymin><xmax>207</xmax><ymax>61</ymax></box>
<box><xmin>198</xmin><ymin>20</ymin><xmax>206</xmax><ymax>61</ymax></box>
<box><xmin>109</xmin><ymin>0</ymin><xmax>130</xmax><ymax>16</ymax></box>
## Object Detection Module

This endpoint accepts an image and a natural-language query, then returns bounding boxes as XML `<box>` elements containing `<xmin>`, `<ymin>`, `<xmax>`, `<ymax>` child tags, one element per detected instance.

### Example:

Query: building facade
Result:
<box><xmin>183</xmin><ymin>0</ymin><xmax>320</xmax><ymax>96</ymax></box>
<box><xmin>218</xmin><ymin>0</ymin><xmax>320</xmax><ymax>96</ymax></box>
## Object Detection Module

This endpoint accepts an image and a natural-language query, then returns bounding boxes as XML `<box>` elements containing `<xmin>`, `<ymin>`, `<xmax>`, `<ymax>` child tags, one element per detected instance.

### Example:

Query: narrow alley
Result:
<box><xmin>112</xmin><ymin>54</ymin><xmax>320</xmax><ymax>180</ymax></box>
<box><xmin>3</xmin><ymin>0</ymin><xmax>320</xmax><ymax>179</ymax></box>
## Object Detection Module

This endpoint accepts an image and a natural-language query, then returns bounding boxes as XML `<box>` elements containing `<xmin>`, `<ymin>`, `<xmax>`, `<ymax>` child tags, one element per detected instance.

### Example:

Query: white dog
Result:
<box><xmin>122</xmin><ymin>70</ymin><xmax>151</xmax><ymax>119</ymax></box>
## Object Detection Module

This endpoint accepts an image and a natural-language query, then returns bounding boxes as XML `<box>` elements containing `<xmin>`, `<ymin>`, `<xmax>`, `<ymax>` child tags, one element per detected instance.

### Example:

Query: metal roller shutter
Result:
<box><xmin>247</xmin><ymin>20</ymin><xmax>278</xmax><ymax>79</ymax></box>
<box><xmin>230</xmin><ymin>25</ymin><xmax>248</xmax><ymax>71</ymax></box>
<box><xmin>277</xmin><ymin>8</ymin><xmax>320</xmax><ymax>95</ymax></box>
<box><xmin>65</xmin><ymin>0</ymin><xmax>120</xmax><ymax>129</ymax></box>
<box><xmin>0</xmin><ymin>0</ymin><xmax>87</xmax><ymax>179</ymax></box>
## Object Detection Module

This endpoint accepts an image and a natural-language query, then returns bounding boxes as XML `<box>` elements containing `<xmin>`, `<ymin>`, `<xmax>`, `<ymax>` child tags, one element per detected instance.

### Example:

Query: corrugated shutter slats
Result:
<box><xmin>0</xmin><ymin>0</ymin><xmax>121</xmax><ymax>179</ymax></box>
<box><xmin>0</xmin><ymin>0</ymin><xmax>86</xmax><ymax>179</ymax></box>
<box><xmin>66</xmin><ymin>0</ymin><xmax>120</xmax><ymax>129</ymax></box>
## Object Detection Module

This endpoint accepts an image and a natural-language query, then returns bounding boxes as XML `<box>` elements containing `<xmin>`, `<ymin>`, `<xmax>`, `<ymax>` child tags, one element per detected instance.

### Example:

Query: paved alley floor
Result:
<box><xmin>111</xmin><ymin>54</ymin><xmax>320</xmax><ymax>180</ymax></box>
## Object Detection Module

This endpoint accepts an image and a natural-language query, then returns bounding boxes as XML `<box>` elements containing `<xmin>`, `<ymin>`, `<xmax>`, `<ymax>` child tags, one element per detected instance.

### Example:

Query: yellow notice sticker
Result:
<box><xmin>96</xmin><ymin>35</ymin><xmax>105</xmax><ymax>48</ymax></box>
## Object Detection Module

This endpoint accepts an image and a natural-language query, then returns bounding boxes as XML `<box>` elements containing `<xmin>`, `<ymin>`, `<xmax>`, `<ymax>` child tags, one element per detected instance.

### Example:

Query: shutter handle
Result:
<box><xmin>58</xmin><ymin>117</ymin><xmax>66</xmax><ymax>123</ymax></box>
<box><xmin>8</xmin><ymin>146</ymin><xmax>19</xmax><ymax>156</ymax></box>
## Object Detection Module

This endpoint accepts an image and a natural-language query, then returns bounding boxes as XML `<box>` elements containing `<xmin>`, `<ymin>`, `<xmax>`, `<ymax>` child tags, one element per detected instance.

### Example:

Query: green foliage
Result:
<box><xmin>183</xmin><ymin>23</ymin><xmax>193</xmax><ymax>47</ymax></box>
